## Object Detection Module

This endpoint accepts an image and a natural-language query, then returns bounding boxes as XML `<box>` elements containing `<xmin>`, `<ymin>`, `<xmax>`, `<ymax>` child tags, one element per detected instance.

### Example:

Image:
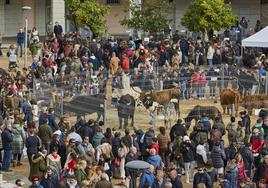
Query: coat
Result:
<box><xmin>38</xmin><ymin>123</ymin><xmax>53</xmax><ymax>144</ymax></box>
<box><xmin>74</xmin><ymin>168</ymin><xmax>87</xmax><ymax>185</ymax></box>
<box><xmin>1</xmin><ymin>128</ymin><xmax>13</xmax><ymax>150</ymax></box>
<box><xmin>92</xmin><ymin>132</ymin><xmax>104</xmax><ymax>148</ymax></box>
<box><xmin>147</xmin><ymin>155</ymin><xmax>163</xmax><ymax>169</ymax></box>
<box><xmin>211</xmin><ymin>145</ymin><xmax>226</xmax><ymax>168</ymax></box>
<box><xmin>193</xmin><ymin>172</ymin><xmax>212</xmax><ymax>188</ymax></box>
<box><xmin>29</xmin><ymin>152</ymin><xmax>47</xmax><ymax>181</ymax></box>
<box><xmin>139</xmin><ymin>171</ymin><xmax>157</xmax><ymax>188</ymax></box>
<box><xmin>47</xmin><ymin>154</ymin><xmax>62</xmax><ymax>175</ymax></box>
<box><xmin>180</xmin><ymin>141</ymin><xmax>195</xmax><ymax>162</ymax></box>
<box><xmin>12</xmin><ymin>124</ymin><xmax>25</xmax><ymax>154</ymax></box>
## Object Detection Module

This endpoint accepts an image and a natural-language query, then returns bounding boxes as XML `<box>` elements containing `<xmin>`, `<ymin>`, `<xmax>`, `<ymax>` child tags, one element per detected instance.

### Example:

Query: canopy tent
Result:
<box><xmin>242</xmin><ymin>26</ymin><xmax>268</xmax><ymax>47</ymax></box>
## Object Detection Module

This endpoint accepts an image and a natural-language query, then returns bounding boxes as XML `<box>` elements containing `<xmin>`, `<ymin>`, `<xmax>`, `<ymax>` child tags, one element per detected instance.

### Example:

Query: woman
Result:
<box><xmin>157</xmin><ymin>127</ymin><xmax>170</xmax><ymax>167</ymax></box>
<box><xmin>46</xmin><ymin>147</ymin><xmax>62</xmax><ymax>176</ymax></box>
<box><xmin>30</xmin><ymin>99</ymin><xmax>39</xmax><ymax>127</ymax></box>
<box><xmin>118</xmin><ymin>138</ymin><xmax>129</xmax><ymax>179</ymax></box>
<box><xmin>74</xmin><ymin>160</ymin><xmax>87</xmax><ymax>185</ymax></box>
<box><xmin>29</xmin><ymin>149</ymin><xmax>47</xmax><ymax>181</ymax></box>
<box><xmin>12</xmin><ymin>118</ymin><xmax>26</xmax><ymax>167</ymax></box>
<box><xmin>235</xmin><ymin>153</ymin><xmax>248</xmax><ymax>184</ymax></box>
<box><xmin>26</xmin><ymin>122</ymin><xmax>41</xmax><ymax>164</ymax></box>
<box><xmin>199</xmin><ymin>72</ymin><xmax>206</xmax><ymax>99</ymax></box>
<box><xmin>30</xmin><ymin>27</ymin><xmax>39</xmax><ymax>43</ymax></box>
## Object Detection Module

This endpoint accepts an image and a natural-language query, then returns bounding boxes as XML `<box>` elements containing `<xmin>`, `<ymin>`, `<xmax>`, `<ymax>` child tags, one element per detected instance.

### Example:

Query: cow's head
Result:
<box><xmin>142</xmin><ymin>94</ymin><xmax>154</xmax><ymax>109</ymax></box>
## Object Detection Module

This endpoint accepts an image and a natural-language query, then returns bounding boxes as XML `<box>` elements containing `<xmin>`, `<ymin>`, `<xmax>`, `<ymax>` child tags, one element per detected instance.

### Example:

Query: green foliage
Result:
<box><xmin>181</xmin><ymin>0</ymin><xmax>236</xmax><ymax>32</ymax></box>
<box><xmin>64</xmin><ymin>0</ymin><xmax>109</xmax><ymax>36</ymax></box>
<box><xmin>120</xmin><ymin>0</ymin><xmax>172</xmax><ymax>34</ymax></box>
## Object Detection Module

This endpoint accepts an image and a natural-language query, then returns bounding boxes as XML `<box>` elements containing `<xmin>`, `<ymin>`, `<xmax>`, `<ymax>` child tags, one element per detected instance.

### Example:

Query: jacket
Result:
<box><xmin>239</xmin><ymin>146</ymin><xmax>253</xmax><ymax>171</ymax></box>
<box><xmin>226</xmin><ymin>167</ymin><xmax>238</xmax><ymax>188</ymax></box>
<box><xmin>171</xmin><ymin>175</ymin><xmax>183</xmax><ymax>188</ymax></box>
<box><xmin>92</xmin><ymin>132</ymin><xmax>104</xmax><ymax>148</ymax></box>
<box><xmin>242</xmin><ymin>115</ymin><xmax>251</xmax><ymax>135</ymax></box>
<box><xmin>180</xmin><ymin>141</ymin><xmax>195</xmax><ymax>162</ymax></box>
<box><xmin>211</xmin><ymin>145</ymin><xmax>226</xmax><ymax>168</ymax></box>
<box><xmin>12</xmin><ymin>124</ymin><xmax>25</xmax><ymax>154</ymax></box>
<box><xmin>26</xmin><ymin>135</ymin><xmax>41</xmax><ymax>154</ymax></box>
<box><xmin>196</xmin><ymin>144</ymin><xmax>207</xmax><ymax>165</ymax></box>
<box><xmin>193</xmin><ymin>172</ymin><xmax>212</xmax><ymax>188</ymax></box>
<box><xmin>40</xmin><ymin>174</ymin><xmax>59</xmax><ymax>188</ymax></box>
<box><xmin>170</xmin><ymin>123</ymin><xmax>187</xmax><ymax>141</ymax></box>
<box><xmin>29</xmin><ymin>152</ymin><xmax>47</xmax><ymax>181</ymax></box>
<box><xmin>1</xmin><ymin>128</ymin><xmax>13</xmax><ymax>150</ymax></box>
<box><xmin>157</xmin><ymin>133</ymin><xmax>169</xmax><ymax>150</ymax></box>
<box><xmin>147</xmin><ymin>155</ymin><xmax>163</xmax><ymax>169</ymax></box>
<box><xmin>139</xmin><ymin>170</ymin><xmax>157</xmax><ymax>188</ymax></box>
<box><xmin>17</xmin><ymin>32</ymin><xmax>25</xmax><ymax>44</ymax></box>
<box><xmin>38</xmin><ymin>123</ymin><xmax>53</xmax><ymax>144</ymax></box>
<box><xmin>47</xmin><ymin>154</ymin><xmax>62</xmax><ymax>175</ymax></box>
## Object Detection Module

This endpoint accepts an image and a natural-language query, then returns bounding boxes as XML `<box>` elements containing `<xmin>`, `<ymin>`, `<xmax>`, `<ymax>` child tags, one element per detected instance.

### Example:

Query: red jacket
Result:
<box><xmin>151</xmin><ymin>143</ymin><xmax>159</xmax><ymax>155</ymax></box>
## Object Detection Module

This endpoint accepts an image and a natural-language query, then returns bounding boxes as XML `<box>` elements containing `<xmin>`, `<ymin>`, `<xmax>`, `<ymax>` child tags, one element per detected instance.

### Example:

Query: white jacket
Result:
<box><xmin>207</xmin><ymin>46</ymin><xmax>215</xmax><ymax>60</ymax></box>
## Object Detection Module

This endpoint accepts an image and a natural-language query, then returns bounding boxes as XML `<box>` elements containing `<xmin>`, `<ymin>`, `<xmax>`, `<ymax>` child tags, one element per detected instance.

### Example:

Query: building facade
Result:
<box><xmin>0</xmin><ymin>0</ymin><xmax>265</xmax><ymax>37</ymax></box>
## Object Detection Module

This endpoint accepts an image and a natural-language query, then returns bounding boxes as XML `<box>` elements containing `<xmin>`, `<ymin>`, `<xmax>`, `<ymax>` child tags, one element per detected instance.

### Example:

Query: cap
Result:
<box><xmin>183</xmin><ymin>135</ymin><xmax>190</xmax><ymax>142</ymax></box>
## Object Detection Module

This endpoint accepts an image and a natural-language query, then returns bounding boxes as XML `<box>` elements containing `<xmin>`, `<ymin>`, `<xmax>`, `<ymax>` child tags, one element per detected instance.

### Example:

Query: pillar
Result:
<box><xmin>51</xmin><ymin>0</ymin><xmax>65</xmax><ymax>33</ymax></box>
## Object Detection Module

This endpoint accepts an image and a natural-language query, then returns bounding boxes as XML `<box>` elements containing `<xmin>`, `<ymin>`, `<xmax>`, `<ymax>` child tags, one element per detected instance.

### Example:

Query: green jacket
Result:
<box><xmin>29</xmin><ymin>152</ymin><xmax>47</xmax><ymax>181</ymax></box>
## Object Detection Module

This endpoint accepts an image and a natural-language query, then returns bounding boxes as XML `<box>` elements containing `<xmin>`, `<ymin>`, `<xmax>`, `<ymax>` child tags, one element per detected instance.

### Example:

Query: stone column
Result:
<box><xmin>0</xmin><ymin>1</ymin><xmax>4</xmax><ymax>34</ymax></box>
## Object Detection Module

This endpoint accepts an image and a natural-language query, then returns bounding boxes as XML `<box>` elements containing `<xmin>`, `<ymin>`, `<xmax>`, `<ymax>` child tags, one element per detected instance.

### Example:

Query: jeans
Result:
<box><xmin>208</xmin><ymin>59</ymin><xmax>213</xmax><ymax>68</ymax></box>
<box><xmin>16</xmin><ymin>43</ymin><xmax>24</xmax><ymax>57</ymax></box>
<box><xmin>184</xmin><ymin>161</ymin><xmax>195</xmax><ymax>182</ymax></box>
<box><xmin>2</xmin><ymin>149</ymin><xmax>12</xmax><ymax>170</ymax></box>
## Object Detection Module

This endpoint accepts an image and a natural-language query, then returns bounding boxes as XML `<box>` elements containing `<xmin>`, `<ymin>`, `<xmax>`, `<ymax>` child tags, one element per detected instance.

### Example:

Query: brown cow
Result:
<box><xmin>241</xmin><ymin>94</ymin><xmax>268</xmax><ymax>115</ymax></box>
<box><xmin>141</xmin><ymin>88</ymin><xmax>180</xmax><ymax>117</ymax></box>
<box><xmin>220</xmin><ymin>88</ymin><xmax>240</xmax><ymax>116</ymax></box>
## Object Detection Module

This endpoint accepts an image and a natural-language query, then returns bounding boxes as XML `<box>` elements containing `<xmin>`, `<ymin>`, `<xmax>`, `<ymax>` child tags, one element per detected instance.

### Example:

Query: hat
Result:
<box><xmin>183</xmin><ymin>135</ymin><xmax>190</xmax><ymax>142</ymax></box>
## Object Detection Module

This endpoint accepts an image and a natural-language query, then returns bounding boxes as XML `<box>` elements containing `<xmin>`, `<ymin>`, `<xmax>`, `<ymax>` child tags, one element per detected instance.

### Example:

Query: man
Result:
<box><xmin>138</xmin><ymin>165</ymin><xmax>157</xmax><ymax>188</ymax></box>
<box><xmin>38</xmin><ymin>119</ymin><xmax>53</xmax><ymax>153</ymax></box>
<box><xmin>193</xmin><ymin>165</ymin><xmax>212</xmax><ymax>188</ymax></box>
<box><xmin>16</xmin><ymin>28</ymin><xmax>25</xmax><ymax>57</ymax></box>
<box><xmin>95</xmin><ymin>173</ymin><xmax>113</xmax><ymax>188</ymax></box>
<box><xmin>1</xmin><ymin>123</ymin><xmax>13</xmax><ymax>172</ymax></box>
<box><xmin>169</xmin><ymin>169</ymin><xmax>183</xmax><ymax>188</ymax></box>
<box><xmin>29</xmin><ymin>176</ymin><xmax>44</xmax><ymax>188</ymax></box>
<box><xmin>40</xmin><ymin>167</ymin><xmax>59</xmax><ymax>188</ymax></box>
<box><xmin>53</xmin><ymin>21</ymin><xmax>63</xmax><ymax>38</ymax></box>
<box><xmin>170</xmin><ymin>119</ymin><xmax>187</xmax><ymax>142</ymax></box>
<box><xmin>48</xmin><ymin>108</ymin><xmax>57</xmax><ymax>132</ymax></box>
<box><xmin>240</xmin><ymin>111</ymin><xmax>251</xmax><ymax>142</ymax></box>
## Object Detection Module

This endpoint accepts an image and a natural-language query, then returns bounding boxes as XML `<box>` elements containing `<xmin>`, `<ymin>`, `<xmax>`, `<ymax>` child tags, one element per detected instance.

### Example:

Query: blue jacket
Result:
<box><xmin>17</xmin><ymin>32</ymin><xmax>25</xmax><ymax>44</ymax></box>
<box><xmin>54</xmin><ymin>25</ymin><xmax>63</xmax><ymax>36</ymax></box>
<box><xmin>147</xmin><ymin>155</ymin><xmax>163</xmax><ymax>169</ymax></box>
<box><xmin>139</xmin><ymin>171</ymin><xmax>157</xmax><ymax>188</ymax></box>
<box><xmin>171</xmin><ymin>175</ymin><xmax>183</xmax><ymax>188</ymax></box>
<box><xmin>193</xmin><ymin>172</ymin><xmax>212</xmax><ymax>188</ymax></box>
<box><xmin>226</xmin><ymin>167</ymin><xmax>238</xmax><ymax>188</ymax></box>
<box><xmin>1</xmin><ymin>128</ymin><xmax>13</xmax><ymax>150</ymax></box>
<box><xmin>40</xmin><ymin>174</ymin><xmax>59</xmax><ymax>188</ymax></box>
<box><xmin>201</xmin><ymin>117</ymin><xmax>211</xmax><ymax>133</ymax></box>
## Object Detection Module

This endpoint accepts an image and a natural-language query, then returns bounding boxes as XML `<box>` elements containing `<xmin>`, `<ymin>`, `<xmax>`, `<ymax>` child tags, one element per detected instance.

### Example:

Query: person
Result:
<box><xmin>240</xmin><ymin>17</ymin><xmax>248</xmax><ymax>38</ymax></box>
<box><xmin>29</xmin><ymin>149</ymin><xmax>47</xmax><ymax>181</ymax></box>
<box><xmin>157</xmin><ymin>126</ymin><xmax>170</xmax><ymax>167</ymax></box>
<box><xmin>26</xmin><ymin>123</ymin><xmax>41</xmax><ymax>164</ymax></box>
<box><xmin>30</xmin><ymin>27</ymin><xmax>39</xmax><ymax>44</ymax></box>
<box><xmin>16</xmin><ymin>28</ymin><xmax>25</xmax><ymax>57</ymax></box>
<box><xmin>238</xmin><ymin>142</ymin><xmax>254</xmax><ymax>178</ymax></box>
<box><xmin>109</xmin><ymin>52</ymin><xmax>120</xmax><ymax>76</ymax></box>
<box><xmin>74</xmin><ymin>160</ymin><xmax>87</xmax><ymax>185</ymax></box>
<box><xmin>15</xmin><ymin>179</ymin><xmax>25</xmax><ymax>187</ymax></box>
<box><xmin>54</xmin><ymin>22</ymin><xmax>63</xmax><ymax>38</ymax></box>
<box><xmin>170</xmin><ymin>119</ymin><xmax>187</xmax><ymax>142</ymax></box>
<box><xmin>12</xmin><ymin>118</ymin><xmax>26</xmax><ymax>167</ymax></box>
<box><xmin>193</xmin><ymin>165</ymin><xmax>212</xmax><ymax>188</ymax></box>
<box><xmin>235</xmin><ymin>152</ymin><xmax>248</xmax><ymax>184</ymax></box>
<box><xmin>95</xmin><ymin>173</ymin><xmax>113</xmax><ymax>188</ymax></box>
<box><xmin>240</xmin><ymin>111</ymin><xmax>251</xmax><ymax>142</ymax></box>
<box><xmin>38</xmin><ymin>118</ymin><xmax>53</xmax><ymax>152</ymax></box>
<box><xmin>40</xmin><ymin>166</ymin><xmax>59</xmax><ymax>188</ymax></box>
<box><xmin>1</xmin><ymin>123</ymin><xmax>13</xmax><ymax>171</ymax></box>
<box><xmin>254</xmin><ymin>154</ymin><xmax>268</xmax><ymax>184</ymax></box>
<box><xmin>180</xmin><ymin>135</ymin><xmax>195</xmax><ymax>184</ymax></box>
<box><xmin>118</xmin><ymin>138</ymin><xmax>129</xmax><ymax>179</ymax></box>
<box><xmin>147</xmin><ymin>148</ymin><xmax>163</xmax><ymax>169</ymax></box>
<box><xmin>29</xmin><ymin>176</ymin><xmax>44</xmax><ymax>188</ymax></box>
<box><xmin>46</xmin><ymin>147</ymin><xmax>62</xmax><ymax>176</ymax></box>
<box><xmin>169</xmin><ymin>169</ymin><xmax>183</xmax><ymax>188</ymax></box>
<box><xmin>138</xmin><ymin>165</ymin><xmax>157</xmax><ymax>188</ymax></box>
<box><xmin>207</xmin><ymin>42</ymin><xmax>215</xmax><ymax>68</ymax></box>
<box><xmin>210</xmin><ymin>141</ymin><xmax>226</xmax><ymax>175</ymax></box>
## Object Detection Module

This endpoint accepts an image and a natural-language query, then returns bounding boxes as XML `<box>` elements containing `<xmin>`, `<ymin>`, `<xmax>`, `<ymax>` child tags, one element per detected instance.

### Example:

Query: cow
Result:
<box><xmin>141</xmin><ymin>88</ymin><xmax>180</xmax><ymax>118</ymax></box>
<box><xmin>117</xmin><ymin>94</ymin><xmax>136</xmax><ymax>129</ymax></box>
<box><xmin>184</xmin><ymin>105</ymin><xmax>222</xmax><ymax>129</ymax></box>
<box><xmin>241</xmin><ymin>94</ymin><xmax>268</xmax><ymax>115</ymax></box>
<box><xmin>220</xmin><ymin>88</ymin><xmax>240</xmax><ymax>117</ymax></box>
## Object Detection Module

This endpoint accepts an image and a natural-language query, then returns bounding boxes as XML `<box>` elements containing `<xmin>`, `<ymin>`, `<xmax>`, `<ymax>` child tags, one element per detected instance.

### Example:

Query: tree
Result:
<box><xmin>65</xmin><ymin>0</ymin><xmax>109</xmax><ymax>36</ymax></box>
<box><xmin>120</xmin><ymin>0</ymin><xmax>172</xmax><ymax>34</ymax></box>
<box><xmin>181</xmin><ymin>0</ymin><xmax>236</xmax><ymax>33</ymax></box>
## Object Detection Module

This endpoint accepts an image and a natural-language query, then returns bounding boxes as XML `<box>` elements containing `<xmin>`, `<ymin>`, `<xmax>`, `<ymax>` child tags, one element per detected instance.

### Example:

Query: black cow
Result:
<box><xmin>117</xmin><ymin>94</ymin><xmax>135</xmax><ymax>129</ymax></box>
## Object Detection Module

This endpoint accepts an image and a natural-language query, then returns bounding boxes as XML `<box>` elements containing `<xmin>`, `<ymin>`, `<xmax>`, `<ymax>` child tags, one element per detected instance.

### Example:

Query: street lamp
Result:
<box><xmin>22</xmin><ymin>6</ymin><xmax>32</xmax><ymax>68</ymax></box>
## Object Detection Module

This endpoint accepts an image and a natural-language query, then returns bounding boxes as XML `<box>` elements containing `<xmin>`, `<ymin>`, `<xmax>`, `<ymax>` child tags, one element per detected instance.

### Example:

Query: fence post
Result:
<box><xmin>221</xmin><ymin>64</ymin><xmax>224</xmax><ymax>91</ymax></box>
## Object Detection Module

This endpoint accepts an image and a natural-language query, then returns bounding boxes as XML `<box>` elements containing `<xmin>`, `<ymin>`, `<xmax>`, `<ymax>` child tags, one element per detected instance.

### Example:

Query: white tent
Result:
<box><xmin>242</xmin><ymin>26</ymin><xmax>268</xmax><ymax>47</ymax></box>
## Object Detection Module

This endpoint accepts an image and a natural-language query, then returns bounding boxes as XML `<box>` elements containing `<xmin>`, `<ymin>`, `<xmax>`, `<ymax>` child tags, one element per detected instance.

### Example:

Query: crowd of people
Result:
<box><xmin>0</xmin><ymin>19</ymin><xmax>267</xmax><ymax>188</ymax></box>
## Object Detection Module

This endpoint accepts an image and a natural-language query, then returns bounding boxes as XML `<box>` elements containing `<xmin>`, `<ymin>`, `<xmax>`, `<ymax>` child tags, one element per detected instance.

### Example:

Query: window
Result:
<box><xmin>6</xmin><ymin>0</ymin><xmax>10</xmax><ymax>4</ymax></box>
<box><xmin>107</xmin><ymin>0</ymin><xmax>120</xmax><ymax>4</ymax></box>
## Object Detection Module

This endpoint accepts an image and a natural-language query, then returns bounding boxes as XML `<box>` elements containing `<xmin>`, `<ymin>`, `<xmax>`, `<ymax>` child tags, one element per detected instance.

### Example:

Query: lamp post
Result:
<box><xmin>22</xmin><ymin>6</ymin><xmax>32</xmax><ymax>68</ymax></box>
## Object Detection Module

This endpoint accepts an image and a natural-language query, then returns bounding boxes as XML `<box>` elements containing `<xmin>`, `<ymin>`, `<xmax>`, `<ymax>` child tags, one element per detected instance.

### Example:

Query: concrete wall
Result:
<box><xmin>35</xmin><ymin>0</ymin><xmax>46</xmax><ymax>36</ymax></box>
<box><xmin>231</xmin><ymin>0</ymin><xmax>261</xmax><ymax>29</ymax></box>
<box><xmin>99</xmin><ymin>0</ymin><xmax>128</xmax><ymax>35</ymax></box>
<box><xmin>51</xmin><ymin>0</ymin><xmax>65</xmax><ymax>33</ymax></box>
<box><xmin>261</xmin><ymin>2</ymin><xmax>268</xmax><ymax>26</ymax></box>
<box><xmin>0</xmin><ymin>0</ymin><xmax>5</xmax><ymax>34</ymax></box>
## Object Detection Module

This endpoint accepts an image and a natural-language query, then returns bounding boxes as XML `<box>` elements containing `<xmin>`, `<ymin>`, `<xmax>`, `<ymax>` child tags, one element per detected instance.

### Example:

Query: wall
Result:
<box><xmin>99</xmin><ymin>0</ymin><xmax>128</xmax><ymax>36</ymax></box>
<box><xmin>51</xmin><ymin>0</ymin><xmax>65</xmax><ymax>33</ymax></box>
<box><xmin>0</xmin><ymin>0</ymin><xmax>5</xmax><ymax>34</ymax></box>
<box><xmin>35</xmin><ymin>0</ymin><xmax>46</xmax><ymax>36</ymax></box>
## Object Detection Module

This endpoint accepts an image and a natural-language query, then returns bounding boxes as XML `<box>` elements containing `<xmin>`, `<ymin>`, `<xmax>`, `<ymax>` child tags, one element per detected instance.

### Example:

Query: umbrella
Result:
<box><xmin>126</xmin><ymin>160</ymin><xmax>150</xmax><ymax>170</ymax></box>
